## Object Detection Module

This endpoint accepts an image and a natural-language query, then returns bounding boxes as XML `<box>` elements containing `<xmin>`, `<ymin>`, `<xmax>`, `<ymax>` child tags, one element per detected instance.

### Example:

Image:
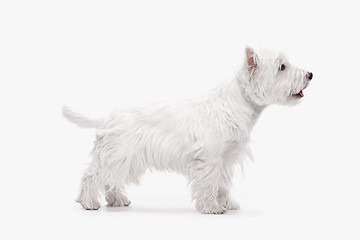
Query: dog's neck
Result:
<box><xmin>206</xmin><ymin>78</ymin><xmax>266</xmax><ymax>140</ymax></box>
<box><xmin>229</xmin><ymin>77</ymin><xmax>265</xmax><ymax>121</ymax></box>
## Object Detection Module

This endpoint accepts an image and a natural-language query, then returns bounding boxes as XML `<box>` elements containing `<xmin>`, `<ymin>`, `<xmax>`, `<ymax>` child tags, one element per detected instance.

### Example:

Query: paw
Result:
<box><xmin>77</xmin><ymin>199</ymin><xmax>100</xmax><ymax>210</ymax></box>
<box><xmin>218</xmin><ymin>198</ymin><xmax>240</xmax><ymax>210</ymax></box>
<box><xmin>106</xmin><ymin>195</ymin><xmax>131</xmax><ymax>207</ymax></box>
<box><xmin>203</xmin><ymin>205</ymin><xmax>226</xmax><ymax>214</ymax></box>
<box><xmin>224</xmin><ymin>200</ymin><xmax>240</xmax><ymax>210</ymax></box>
<box><xmin>197</xmin><ymin>202</ymin><xmax>226</xmax><ymax>214</ymax></box>
<box><xmin>123</xmin><ymin>199</ymin><xmax>131</xmax><ymax>206</ymax></box>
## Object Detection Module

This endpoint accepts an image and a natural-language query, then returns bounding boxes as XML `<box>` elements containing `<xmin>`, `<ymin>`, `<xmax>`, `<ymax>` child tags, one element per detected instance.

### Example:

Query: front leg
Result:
<box><xmin>189</xmin><ymin>158</ymin><xmax>226</xmax><ymax>214</ymax></box>
<box><xmin>217</xmin><ymin>167</ymin><xmax>240</xmax><ymax>210</ymax></box>
<box><xmin>217</xmin><ymin>187</ymin><xmax>240</xmax><ymax>210</ymax></box>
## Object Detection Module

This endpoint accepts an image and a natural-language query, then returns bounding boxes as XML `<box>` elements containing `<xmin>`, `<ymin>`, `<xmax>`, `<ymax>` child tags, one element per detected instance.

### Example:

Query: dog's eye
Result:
<box><xmin>279</xmin><ymin>64</ymin><xmax>286</xmax><ymax>71</ymax></box>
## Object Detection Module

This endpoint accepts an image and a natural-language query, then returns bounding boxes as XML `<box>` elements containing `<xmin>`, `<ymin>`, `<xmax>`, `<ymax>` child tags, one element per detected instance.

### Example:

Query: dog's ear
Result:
<box><xmin>245</xmin><ymin>47</ymin><xmax>257</xmax><ymax>71</ymax></box>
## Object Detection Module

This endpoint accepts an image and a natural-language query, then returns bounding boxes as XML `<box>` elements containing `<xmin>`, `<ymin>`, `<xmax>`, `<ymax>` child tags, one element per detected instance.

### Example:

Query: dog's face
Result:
<box><xmin>241</xmin><ymin>47</ymin><xmax>312</xmax><ymax>106</ymax></box>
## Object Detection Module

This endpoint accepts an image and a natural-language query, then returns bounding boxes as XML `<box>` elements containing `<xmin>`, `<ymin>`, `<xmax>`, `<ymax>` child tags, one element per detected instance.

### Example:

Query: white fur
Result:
<box><xmin>63</xmin><ymin>47</ymin><xmax>312</xmax><ymax>214</ymax></box>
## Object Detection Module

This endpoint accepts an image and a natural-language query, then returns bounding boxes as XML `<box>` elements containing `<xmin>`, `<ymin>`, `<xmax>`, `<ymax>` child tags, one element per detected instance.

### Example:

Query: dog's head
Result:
<box><xmin>239</xmin><ymin>47</ymin><xmax>312</xmax><ymax>106</ymax></box>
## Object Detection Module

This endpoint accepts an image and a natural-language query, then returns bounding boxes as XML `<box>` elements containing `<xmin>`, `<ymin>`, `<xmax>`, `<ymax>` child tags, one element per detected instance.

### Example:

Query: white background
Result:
<box><xmin>1</xmin><ymin>0</ymin><xmax>359</xmax><ymax>239</ymax></box>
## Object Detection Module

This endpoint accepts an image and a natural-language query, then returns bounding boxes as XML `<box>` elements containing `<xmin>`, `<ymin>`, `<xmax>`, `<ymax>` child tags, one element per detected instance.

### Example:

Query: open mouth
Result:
<box><xmin>292</xmin><ymin>90</ymin><xmax>304</xmax><ymax>98</ymax></box>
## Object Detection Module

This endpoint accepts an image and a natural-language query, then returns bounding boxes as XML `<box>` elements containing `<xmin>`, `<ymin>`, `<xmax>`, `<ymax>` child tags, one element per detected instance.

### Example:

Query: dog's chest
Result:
<box><xmin>221</xmin><ymin>107</ymin><xmax>261</xmax><ymax>143</ymax></box>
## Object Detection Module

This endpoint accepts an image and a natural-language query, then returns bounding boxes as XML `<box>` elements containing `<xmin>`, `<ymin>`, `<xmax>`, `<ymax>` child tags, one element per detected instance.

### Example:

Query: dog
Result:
<box><xmin>63</xmin><ymin>47</ymin><xmax>312</xmax><ymax>214</ymax></box>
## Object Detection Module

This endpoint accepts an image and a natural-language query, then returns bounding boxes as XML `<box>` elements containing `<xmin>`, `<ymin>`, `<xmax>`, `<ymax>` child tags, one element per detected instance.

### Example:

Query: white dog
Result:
<box><xmin>63</xmin><ymin>47</ymin><xmax>312</xmax><ymax>214</ymax></box>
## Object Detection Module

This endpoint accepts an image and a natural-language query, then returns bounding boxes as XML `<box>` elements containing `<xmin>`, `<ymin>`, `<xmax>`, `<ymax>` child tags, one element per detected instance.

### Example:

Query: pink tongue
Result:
<box><xmin>300</xmin><ymin>90</ymin><xmax>304</xmax><ymax>97</ymax></box>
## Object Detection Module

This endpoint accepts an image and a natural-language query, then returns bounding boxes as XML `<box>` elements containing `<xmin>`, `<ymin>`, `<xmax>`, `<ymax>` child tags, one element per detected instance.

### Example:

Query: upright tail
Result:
<box><xmin>62</xmin><ymin>106</ymin><xmax>104</xmax><ymax>128</ymax></box>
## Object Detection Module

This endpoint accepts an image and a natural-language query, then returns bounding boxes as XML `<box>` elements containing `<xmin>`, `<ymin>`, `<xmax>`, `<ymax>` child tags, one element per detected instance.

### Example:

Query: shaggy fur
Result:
<box><xmin>63</xmin><ymin>47</ymin><xmax>312</xmax><ymax>214</ymax></box>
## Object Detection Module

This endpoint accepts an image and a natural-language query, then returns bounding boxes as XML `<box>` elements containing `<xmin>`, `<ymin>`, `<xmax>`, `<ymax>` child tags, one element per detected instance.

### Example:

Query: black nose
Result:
<box><xmin>306</xmin><ymin>72</ymin><xmax>313</xmax><ymax>80</ymax></box>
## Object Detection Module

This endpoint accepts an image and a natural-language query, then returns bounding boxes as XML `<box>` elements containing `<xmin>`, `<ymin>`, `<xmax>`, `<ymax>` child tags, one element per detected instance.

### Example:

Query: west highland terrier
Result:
<box><xmin>63</xmin><ymin>47</ymin><xmax>312</xmax><ymax>214</ymax></box>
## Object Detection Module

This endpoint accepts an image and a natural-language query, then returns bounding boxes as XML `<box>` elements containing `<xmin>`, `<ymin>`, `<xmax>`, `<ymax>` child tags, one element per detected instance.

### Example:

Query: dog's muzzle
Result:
<box><xmin>292</xmin><ymin>72</ymin><xmax>313</xmax><ymax>98</ymax></box>
<box><xmin>306</xmin><ymin>72</ymin><xmax>313</xmax><ymax>80</ymax></box>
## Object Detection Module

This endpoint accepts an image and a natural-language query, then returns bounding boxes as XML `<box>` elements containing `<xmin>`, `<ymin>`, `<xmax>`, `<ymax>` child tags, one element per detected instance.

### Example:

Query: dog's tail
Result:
<box><xmin>62</xmin><ymin>106</ymin><xmax>104</xmax><ymax>128</ymax></box>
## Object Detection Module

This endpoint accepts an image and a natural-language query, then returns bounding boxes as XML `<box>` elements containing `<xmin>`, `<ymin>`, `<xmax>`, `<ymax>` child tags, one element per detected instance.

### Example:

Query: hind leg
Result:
<box><xmin>105</xmin><ymin>185</ymin><xmax>131</xmax><ymax>207</ymax></box>
<box><xmin>76</xmin><ymin>171</ymin><xmax>101</xmax><ymax>210</ymax></box>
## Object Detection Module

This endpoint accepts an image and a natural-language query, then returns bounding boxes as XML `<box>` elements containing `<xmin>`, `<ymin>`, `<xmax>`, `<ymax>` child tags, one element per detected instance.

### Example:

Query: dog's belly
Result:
<box><xmin>95</xmin><ymin>126</ymin><xmax>192</xmax><ymax>180</ymax></box>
